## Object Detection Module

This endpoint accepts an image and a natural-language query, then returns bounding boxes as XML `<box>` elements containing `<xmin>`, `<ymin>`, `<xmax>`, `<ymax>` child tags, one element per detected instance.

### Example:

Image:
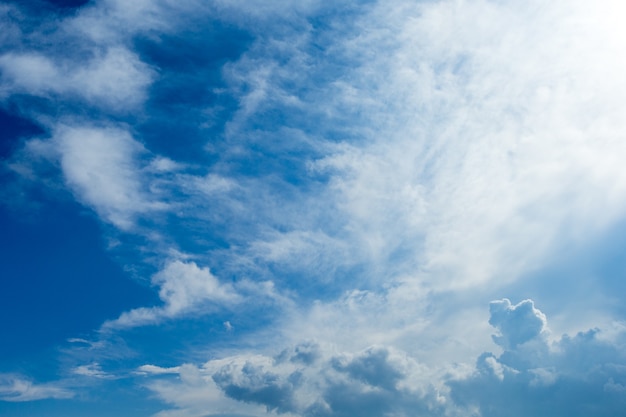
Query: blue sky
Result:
<box><xmin>1</xmin><ymin>0</ymin><xmax>626</xmax><ymax>416</ymax></box>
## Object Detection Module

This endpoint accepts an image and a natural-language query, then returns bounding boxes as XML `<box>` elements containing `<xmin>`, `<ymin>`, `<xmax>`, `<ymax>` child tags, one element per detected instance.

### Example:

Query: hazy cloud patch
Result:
<box><xmin>0</xmin><ymin>374</ymin><xmax>73</xmax><ymax>402</ymax></box>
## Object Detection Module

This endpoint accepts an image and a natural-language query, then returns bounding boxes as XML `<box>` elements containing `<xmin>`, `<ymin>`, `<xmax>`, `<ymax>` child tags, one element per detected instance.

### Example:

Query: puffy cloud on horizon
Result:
<box><xmin>139</xmin><ymin>343</ymin><xmax>444</xmax><ymax>417</ymax></box>
<box><xmin>138</xmin><ymin>300</ymin><xmax>626</xmax><ymax>417</ymax></box>
<box><xmin>450</xmin><ymin>299</ymin><xmax>626</xmax><ymax>417</ymax></box>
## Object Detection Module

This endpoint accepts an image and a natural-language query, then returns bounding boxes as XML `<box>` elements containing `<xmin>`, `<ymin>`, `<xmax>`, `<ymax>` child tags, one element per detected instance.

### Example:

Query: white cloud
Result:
<box><xmin>137</xmin><ymin>363</ymin><xmax>266</xmax><ymax>417</ymax></box>
<box><xmin>70</xmin><ymin>47</ymin><xmax>155</xmax><ymax>109</ymax></box>
<box><xmin>0</xmin><ymin>53</ymin><xmax>59</xmax><ymax>96</ymax></box>
<box><xmin>4</xmin><ymin>0</ymin><xmax>626</xmax><ymax>414</ymax></box>
<box><xmin>449</xmin><ymin>299</ymin><xmax>626</xmax><ymax>417</ymax></box>
<box><xmin>144</xmin><ymin>343</ymin><xmax>445</xmax><ymax>417</ymax></box>
<box><xmin>68</xmin><ymin>0</ymin><xmax>204</xmax><ymax>42</ymax></box>
<box><xmin>72</xmin><ymin>363</ymin><xmax>113</xmax><ymax>379</ymax></box>
<box><xmin>154</xmin><ymin>260</ymin><xmax>240</xmax><ymax>315</ymax></box>
<box><xmin>0</xmin><ymin>374</ymin><xmax>73</xmax><ymax>402</ymax></box>
<box><xmin>309</xmin><ymin>0</ymin><xmax>626</xmax><ymax>292</ymax></box>
<box><xmin>488</xmin><ymin>299</ymin><xmax>547</xmax><ymax>349</ymax></box>
<box><xmin>141</xmin><ymin>300</ymin><xmax>626</xmax><ymax>417</ymax></box>
<box><xmin>136</xmin><ymin>365</ymin><xmax>181</xmax><ymax>376</ymax></box>
<box><xmin>0</xmin><ymin>48</ymin><xmax>153</xmax><ymax>111</ymax></box>
<box><xmin>52</xmin><ymin>125</ymin><xmax>166</xmax><ymax>230</ymax></box>
<box><xmin>104</xmin><ymin>260</ymin><xmax>242</xmax><ymax>329</ymax></box>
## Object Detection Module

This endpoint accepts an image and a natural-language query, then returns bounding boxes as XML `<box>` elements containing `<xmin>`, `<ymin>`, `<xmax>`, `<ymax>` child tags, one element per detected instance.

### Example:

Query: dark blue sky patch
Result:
<box><xmin>0</xmin><ymin>201</ymin><xmax>157</xmax><ymax>365</ymax></box>
<box><xmin>0</xmin><ymin>107</ymin><xmax>45</xmax><ymax>159</ymax></box>
<box><xmin>113</xmin><ymin>313</ymin><xmax>253</xmax><ymax>366</ymax></box>
<box><xmin>44</xmin><ymin>0</ymin><xmax>90</xmax><ymax>8</ymax></box>
<box><xmin>160</xmin><ymin>212</ymin><xmax>232</xmax><ymax>254</ymax></box>
<box><xmin>135</xmin><ymin>24</ymin><xmax>253</xmax><ymax>74</ymax></box>
<box><xmin>3</xmin><ymin>0</ymin><xmax>90</xmax><ymax>17</ymax></box>
<box><xmin>134</xmin><ymin>26</ymin><xmax>252</xmax><ymax>164</ymax></box>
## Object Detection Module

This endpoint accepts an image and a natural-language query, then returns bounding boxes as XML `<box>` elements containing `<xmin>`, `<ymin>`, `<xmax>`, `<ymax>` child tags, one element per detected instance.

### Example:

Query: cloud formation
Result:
<box><xmin>53</xmin><ymin>125</ymin><xmax>165</xmax><ymax>230</ymax></box>
<box><xmin>105</xmin><ymin>260</ymin><xmax>242</xmax><ymax>329</ymax></box>
<box><xmin>139</xmin><ymin>300</ymin><xmax>626</xmax><ymax>417</ymax></box>
<box><xmin>140</xmin><ymin>343</ymin><xmax>443</xmax><ymax>417</ymax></box>
<box><xmin>0</xmin><ymin>48</ymin><xmax>153</xmax><ymax>111</ymax></box>
<box><xmin>450</xmin><ymin>299</ymin><xmax>626</xmax><ymax>417</ymax></box>
<box><xmin>2</xmin><ymin>0</ymin><xmax>626</xmax><ymax>416</ymax></box>
<box><xmin>489</xmin><ymin>299</ymin><xmax>547</xmax><ymax>349</ymax></box>
<box><xmin>0</xmin><ymin>374</ymin><xmax>73</xmax><ymax>402</ymax></box>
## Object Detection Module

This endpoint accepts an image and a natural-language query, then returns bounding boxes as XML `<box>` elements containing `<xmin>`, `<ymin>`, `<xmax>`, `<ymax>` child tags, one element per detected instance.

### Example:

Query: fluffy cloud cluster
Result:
<box><xmin>140</xmin><ymin>343</ymin><xmax>445</xmax><ymax>417</ymax></box>
<box><xmin>489</xmin><ymin>299</ymin><xmax>547</xmax><ymax>349</ymax></box>
<box><xmin>450</xmin><ymin>299</ymin><xmax>626</xmax><ymax>417</ymax></box>
<box><xmin>137</xmin><ymin>299</ymin><xmax>626</xmax><ymax>417</ymax></box>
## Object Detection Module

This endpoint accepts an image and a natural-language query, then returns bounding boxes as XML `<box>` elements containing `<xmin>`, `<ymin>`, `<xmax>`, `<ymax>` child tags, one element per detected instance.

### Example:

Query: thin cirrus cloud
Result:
<box><xmin>0</xmin><ymin>374</ymin><xmax>73</xmax><ymax>402</ymax></box>
<box><xmin>1</xmin><ymin>0</ymin><xmax>626</xmax><ymax>416</ymax></box>
<box><xmin>314</xmin><ymin>0</ymin><xmax>626</xmax><ymax>291</ymax></box>
<box><xmin>0</xmin><ymin>48</ymin><xmax>153</xmax><ymax>111</ymax></box>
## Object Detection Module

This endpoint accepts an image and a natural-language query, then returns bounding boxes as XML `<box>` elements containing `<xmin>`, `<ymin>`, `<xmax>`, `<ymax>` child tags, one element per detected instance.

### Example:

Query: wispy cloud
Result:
<box><xmin>72</xmin><ymin>362</ymin><xmax>114</xmax><ymax>379</ymax></box>
<box><xmin>0</xmin><ymin>374</ymin><xmax>73</xmax><ymax>402</ymax></box>
<box><xmin>311</xmin><ymin>0</ymin><xmax>626</xmax><ymax>291</ymax></box>
<box><xmin>0</xmin><ymin>48</ymin><xmax>153</xmax><ymax>111</ymax></box>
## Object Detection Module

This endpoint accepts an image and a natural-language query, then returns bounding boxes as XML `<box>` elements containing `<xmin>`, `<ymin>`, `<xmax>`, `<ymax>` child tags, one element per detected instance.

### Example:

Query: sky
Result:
<box><xmin>1</xmin><ymin>0</ymin><xmax>626</xmax><ymax>416</ymax></box>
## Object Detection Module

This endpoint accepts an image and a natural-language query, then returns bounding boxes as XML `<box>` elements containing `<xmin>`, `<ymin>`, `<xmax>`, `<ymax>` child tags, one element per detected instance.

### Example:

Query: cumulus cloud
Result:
<box><xmin>105</xmin><ymin>260</ymin><xmax>242</xmax><ymax>329</ymax></box>
<box><xmin>488</xmin><ymin>299</ymin><xmax>547</xmax><ymax>349</ymax></box>
<box><xmin>449</xmin><ymin>299</ymin><xmax>626</xmax><ymax>417</ymax></box>
<box><xmin>140</xmin><ymin>343</ymin><xmax>445</xmax><ymax>417</ymax></box>
<box><xmin>137</xmin><ymin>362</ymin><xmax>266</xmax><ymax>417</ymax></box>
<box><xmin>0</xmin><ymin>374</ymin><xmax>73</xmax><ymax>402</ymax></box>
<box><xmin>212</xmin><ymin>358</ymin><xmax>297</xmax><ymax>414</ymax></box>
<box><xmin>331</xmin><ymin>346</ymin><xmax>406</xmax><ymax>391</ymax></box>
<box><xmin>139</xmin><ymin>298</ymin><xmax>626</xmax><ymax>417</ymax></box>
